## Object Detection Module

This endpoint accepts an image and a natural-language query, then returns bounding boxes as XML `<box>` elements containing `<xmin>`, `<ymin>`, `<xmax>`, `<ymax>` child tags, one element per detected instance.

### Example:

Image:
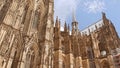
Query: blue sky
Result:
<box><xmin>54</xmin><ymin>0</ymin><xmax>120</xmax><ymax>37</ymax></box>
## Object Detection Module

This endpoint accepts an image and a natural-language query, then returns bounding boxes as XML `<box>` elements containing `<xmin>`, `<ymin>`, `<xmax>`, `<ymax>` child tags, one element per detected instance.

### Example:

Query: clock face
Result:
<box><xmin>101</xmin><ymin>50</ymin><xmax>106</xmax><ymax>56</ymax></box>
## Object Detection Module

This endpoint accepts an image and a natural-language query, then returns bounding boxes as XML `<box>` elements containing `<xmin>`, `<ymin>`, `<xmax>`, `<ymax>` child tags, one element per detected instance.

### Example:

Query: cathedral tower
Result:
<box><xmin>72</xmin><ymin>11</ymin><xmax>79</xmax><ymax>36</ymax></box>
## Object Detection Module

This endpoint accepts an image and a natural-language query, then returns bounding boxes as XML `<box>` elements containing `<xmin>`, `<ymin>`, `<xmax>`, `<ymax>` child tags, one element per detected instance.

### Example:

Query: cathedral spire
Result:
<box><xmin>72</xmin><ymin>9</ymin><xmax>76</xmax><ymax>22</ymax></box>
<box><xmin>72</xmin><ymin>9</ymin><xmax>79</xmax><ymax>36</ymax></box>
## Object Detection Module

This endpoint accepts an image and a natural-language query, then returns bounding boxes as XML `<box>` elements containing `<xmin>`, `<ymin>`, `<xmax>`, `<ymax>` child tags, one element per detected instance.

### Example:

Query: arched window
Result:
<box><xmin>101</xmin><ymin>60</ymin><xmax>110</xmax><ymax>68</ymax></box>
<box><xmin>87</xmin><ymin>45</ymin><xmax>94</xmax><ymax>59</ymax></box>
<box><xmin>30</xmin><ymin>51</ymin><xmax>35</xmax><ymax>68</ymax></box>
<box><xmin>87</xmin><ymin>46</ymin><xmax>96</xmax><ymax>68</ymax></box>
<box><xmin>25</xmin><ymin>47</ymin><xmax>35</xmax><ymax>68</ymax></box>
<box><xmin>32</xmin><ymin>11</ymin><xmax>40</xmax><ymax>28</ymax></box>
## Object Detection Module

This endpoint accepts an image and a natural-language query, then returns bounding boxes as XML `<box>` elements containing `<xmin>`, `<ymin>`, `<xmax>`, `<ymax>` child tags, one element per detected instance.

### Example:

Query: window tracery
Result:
<box><xmin>25</xmin><ymin>46</ymin><xmax>35</xmax><ymax>68</ymax></box>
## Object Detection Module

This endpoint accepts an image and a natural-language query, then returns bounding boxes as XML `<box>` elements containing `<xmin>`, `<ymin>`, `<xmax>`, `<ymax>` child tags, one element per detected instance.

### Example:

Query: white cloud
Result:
<box><xmin>84</xmin><ymin>0</ymin><xmax>105</xmax><ymax>13</ymax></box>
<box><xmin>54</xmin><ymin>0</ymin><xmax>80</xmax><ymax>25</ymax></box>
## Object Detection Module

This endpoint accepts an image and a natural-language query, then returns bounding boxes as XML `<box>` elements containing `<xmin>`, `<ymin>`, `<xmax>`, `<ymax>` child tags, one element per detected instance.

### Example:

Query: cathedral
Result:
<box><xmin>0</xmin><ymin>0</ymin><xmax>120</xmax><ymax>68</ymax></box>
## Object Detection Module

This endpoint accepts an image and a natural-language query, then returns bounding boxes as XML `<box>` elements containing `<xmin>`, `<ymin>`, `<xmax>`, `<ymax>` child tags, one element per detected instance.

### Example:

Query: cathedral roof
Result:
<box><xmin>81</xmin><ymin>19</ymin><xmax>104</xmax><ymax>35</ymax></box>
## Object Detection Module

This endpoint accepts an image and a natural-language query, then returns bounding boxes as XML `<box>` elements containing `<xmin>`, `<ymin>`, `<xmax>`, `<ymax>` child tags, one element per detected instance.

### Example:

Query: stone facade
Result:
<box><xmin>0</xmin><ymin>0</ymin><xmax>120</xmax><ymax>68</ymax></box>
<box><xmin>0</xmin><ymin>0</ymin><xmax>54</xmax><ymax>68</ymax></box>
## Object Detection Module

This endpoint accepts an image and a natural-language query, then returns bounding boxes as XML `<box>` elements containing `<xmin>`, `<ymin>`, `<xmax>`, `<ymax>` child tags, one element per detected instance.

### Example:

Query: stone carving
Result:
<box><xmin>0</xmin><ymin>0</ymin><xmax>120</xmax><ymax>68</ymax></box>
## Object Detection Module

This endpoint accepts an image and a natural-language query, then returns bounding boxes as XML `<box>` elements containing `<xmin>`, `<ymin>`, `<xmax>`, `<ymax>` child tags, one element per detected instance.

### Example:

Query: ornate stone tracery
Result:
<box><xmin>0</xmin><ymin>0</ymin><xmax>120</xmax><ymax>68</ymax></box>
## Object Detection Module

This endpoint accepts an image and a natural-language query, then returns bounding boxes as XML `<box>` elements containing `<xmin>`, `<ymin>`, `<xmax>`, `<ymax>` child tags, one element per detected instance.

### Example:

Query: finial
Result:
<box><xmin>59</xmin><ymin>19</ymin><xmax>61</xmax><ymax>27</ymax></box>
<box><xmin>55</xmin><ymin>16</ymin><xmax>59</xmax><ymax>27</ymax></box>
<box><xmin>56</xmin><ymin>16</ymin><xmax>58</xmax><ymax>22</ymax></box>
<box><xmin>64</xmin><ymin>21</ymin><xmax>67</xmax><ymax>27</ymax></box>
<box><xmin>102</xmin><ymin>12</ymin><xmax>106</xmax><ymax>19</ymax></box>
<box><xmin>102</xmin><ymin>12</ymin><xmax>109</xmax><ymax>25</ymax></box>
<box><xmin>68</xmin><ymin>24</ymin><xmax>70</xmax><ymax>31</ymax></box>
<box><xmin>64</xmin><ymin>21</ymin><xmax>67</xmax><ymax>32</ymax></box>
<box><xmin>102</xmin><ymin>12</ymin><xmax>105</xmax><ymax>15</ymax></box>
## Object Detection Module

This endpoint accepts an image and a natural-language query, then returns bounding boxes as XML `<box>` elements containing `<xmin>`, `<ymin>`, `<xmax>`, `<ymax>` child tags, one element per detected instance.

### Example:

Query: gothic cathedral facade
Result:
<box><xmin>0</xmin><ymin>0</ymin><xmax>120</xmax><ymax>68</ymax></box>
